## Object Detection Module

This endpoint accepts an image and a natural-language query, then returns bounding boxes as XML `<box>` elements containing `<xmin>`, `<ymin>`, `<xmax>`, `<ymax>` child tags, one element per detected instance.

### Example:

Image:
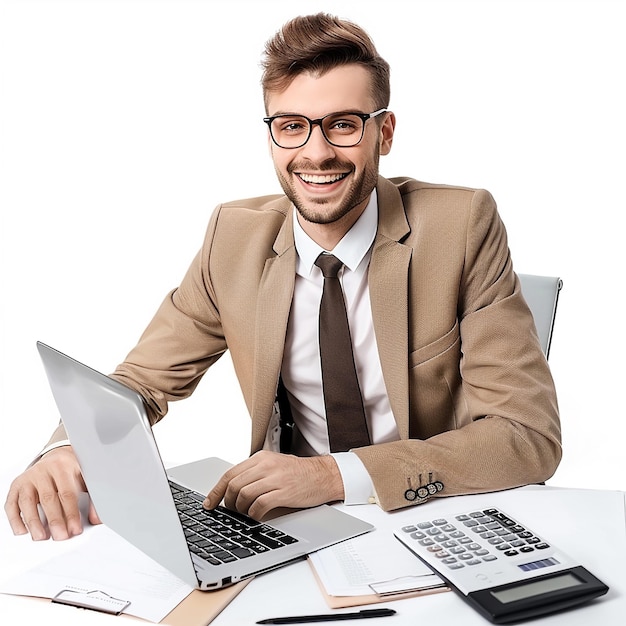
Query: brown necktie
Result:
<box><xmin>315</xmin><ymin>253</ymin><xmax>370</xmax><ymax>452</ymax></box>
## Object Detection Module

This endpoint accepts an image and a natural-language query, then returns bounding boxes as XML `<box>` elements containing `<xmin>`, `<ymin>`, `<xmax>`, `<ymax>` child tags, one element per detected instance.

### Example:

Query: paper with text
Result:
<box><xmin>309</xmin><ymin>529</ymin><xmax>444</xmax><ymax>597</ymax></box>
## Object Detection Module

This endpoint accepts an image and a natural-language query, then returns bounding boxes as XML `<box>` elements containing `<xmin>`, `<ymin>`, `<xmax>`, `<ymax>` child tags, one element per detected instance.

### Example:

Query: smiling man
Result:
<box><xmin>5</xmin><ymin>13</ymin><xmax>561</xmax><ymax>541</ymax></box>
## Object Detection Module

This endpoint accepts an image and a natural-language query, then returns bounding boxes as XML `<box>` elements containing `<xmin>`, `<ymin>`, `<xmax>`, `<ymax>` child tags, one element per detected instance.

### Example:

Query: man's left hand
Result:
<box><xmin>203</xmin><ymin>451</ymin><xmax>345</xmax><ymax>519</ymax></box>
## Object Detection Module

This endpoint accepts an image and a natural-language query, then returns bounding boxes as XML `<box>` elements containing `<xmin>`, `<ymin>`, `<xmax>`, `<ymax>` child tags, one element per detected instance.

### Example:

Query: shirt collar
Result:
<box><xmin>293</xmin><ymin>189</ymin><xmax>378</xmax><ymax>277</ymax></box>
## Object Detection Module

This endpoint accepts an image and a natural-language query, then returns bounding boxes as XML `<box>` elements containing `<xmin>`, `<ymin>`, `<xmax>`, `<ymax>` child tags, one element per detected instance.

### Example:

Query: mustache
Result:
<box><xmin>287</xmin><ymin>159</ymin><xmax>354</xmax><ymax>174</ymax></box>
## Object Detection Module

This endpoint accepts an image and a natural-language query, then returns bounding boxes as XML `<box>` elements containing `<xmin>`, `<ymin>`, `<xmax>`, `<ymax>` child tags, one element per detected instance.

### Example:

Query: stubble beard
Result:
<box><xmin>276</xmin><ymin>155</ymin><xmax>379</xmax><ymax>226</ymax></box>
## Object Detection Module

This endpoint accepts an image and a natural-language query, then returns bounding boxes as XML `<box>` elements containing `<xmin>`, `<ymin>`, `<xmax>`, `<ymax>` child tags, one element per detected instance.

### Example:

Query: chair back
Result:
<box><xmin>518</xmin><ymin>274</ymin><xmax>563</xmax><ymax>359</ymax></box>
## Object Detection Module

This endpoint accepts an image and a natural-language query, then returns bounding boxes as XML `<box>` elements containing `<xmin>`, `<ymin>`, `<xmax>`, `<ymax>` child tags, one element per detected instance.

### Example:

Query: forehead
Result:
<box><xmin>266</xmin><ymin>64</ymin><xmax>375</xmax><ymax>117</ymax></box>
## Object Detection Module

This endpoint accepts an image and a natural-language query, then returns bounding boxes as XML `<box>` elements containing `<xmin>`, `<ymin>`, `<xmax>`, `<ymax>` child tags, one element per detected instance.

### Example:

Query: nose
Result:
<box><xmin>300</xmin><ymin>123</ymin><xmax>336</xmax><ymax>162</ymax></box>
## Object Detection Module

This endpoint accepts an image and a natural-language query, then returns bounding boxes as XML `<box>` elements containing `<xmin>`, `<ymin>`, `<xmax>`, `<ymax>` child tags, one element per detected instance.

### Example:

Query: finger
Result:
<box><xmin>228</xmin><ymin>469</ymin><xmax>280</xmax><ymax>517</ymax></box>
<box><xmin>245</xmin><ymin>488</ymin><xmax>280</xmax><ymax>520</ymax></box>
<box><xmin>15</xmin><ymin>483</ymin><xmax>51</xmax><ymax>541</ymax></box>
<box><xmin>87</xmin><ymin>499</ymin><xmax>102</xmax><ymax>526</ymax></box>
<box><xmin>203</xmin><ymin>472</ymin><xmax>230</xmax><ymax>509</ymax></box>
<box><xmin>4</xmin><ymin>485</ymin><xmax>33</xmax><ymax>537</ymax></box>
<box><xmin>203</xmin><ymin>456</ymin><xmax>260</xmax><ymax>509</ymax></box>
<box><xmin>55</xmin><ymin>484</ymin><xmax>85</xmax><ymax>538</ymax></box>
<box><xmin>35</xmin><ymin>476</ymin><xmax>74</xmax><ymax>540</ymax></box>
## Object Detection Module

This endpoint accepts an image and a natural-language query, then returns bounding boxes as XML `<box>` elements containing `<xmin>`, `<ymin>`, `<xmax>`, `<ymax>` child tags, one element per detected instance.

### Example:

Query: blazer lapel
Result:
<box><xmin>369</xmin><ymin>177</ymin><xmax>412</xmax><ymax>439</ymax></box>
<box><xmin>250</xmin><ymin>207</ymin><xmax>297</xmax><ymax>452</ymax></box>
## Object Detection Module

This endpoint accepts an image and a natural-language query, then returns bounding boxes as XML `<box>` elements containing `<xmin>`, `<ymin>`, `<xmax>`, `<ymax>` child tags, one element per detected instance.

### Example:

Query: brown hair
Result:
<box><xmin>261</xmin><ymin>13</ymin><xmax>390</xmax><ymax>111</ymax></box>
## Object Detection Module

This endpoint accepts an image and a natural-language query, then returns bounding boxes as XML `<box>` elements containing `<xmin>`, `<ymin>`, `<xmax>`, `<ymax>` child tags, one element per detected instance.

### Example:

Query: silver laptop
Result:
<box><xmin>36</xmin><ymin>341</ymin><xmax>373</xmax><ymax>590</ymax></box>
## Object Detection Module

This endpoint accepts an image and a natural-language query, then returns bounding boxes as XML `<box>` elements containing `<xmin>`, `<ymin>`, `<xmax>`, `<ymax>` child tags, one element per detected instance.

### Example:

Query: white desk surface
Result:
<box><xmin>1</xmin><ymin>470</ymin><xmax>624</xmax><ymax>626</ymax></box>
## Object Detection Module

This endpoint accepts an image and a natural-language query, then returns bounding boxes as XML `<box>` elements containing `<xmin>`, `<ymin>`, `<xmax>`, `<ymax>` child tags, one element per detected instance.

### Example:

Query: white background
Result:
<box><xmin>1</xmin><ymin>0</ymin><xmax>624</xmax><ymax>493</ymax></box>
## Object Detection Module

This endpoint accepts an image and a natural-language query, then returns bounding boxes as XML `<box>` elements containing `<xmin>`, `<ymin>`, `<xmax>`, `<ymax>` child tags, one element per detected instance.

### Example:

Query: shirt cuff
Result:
<box><xmin>30</xmin><ymin>439</ymin><xmax>71</xmax><ymax>466</ymax></box>
<box><xmin>331</xmin><ymin>452</ymin><xmax>377</xmax><ymax>505</ymax></box>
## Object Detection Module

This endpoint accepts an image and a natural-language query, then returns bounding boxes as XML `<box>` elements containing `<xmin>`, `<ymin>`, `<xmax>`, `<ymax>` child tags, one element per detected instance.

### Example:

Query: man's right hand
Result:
<box><xmin>4</xmin><ymin>446</ymin><xmax>101</xmax><ymax>541</ymax></box>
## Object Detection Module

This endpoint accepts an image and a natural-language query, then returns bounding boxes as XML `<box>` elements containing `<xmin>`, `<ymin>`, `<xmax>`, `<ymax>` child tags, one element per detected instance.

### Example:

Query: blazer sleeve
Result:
<box><xmin>354</xmin><ymin>189</ymin><xmax>562</xmax><ymax>512</ymax></box>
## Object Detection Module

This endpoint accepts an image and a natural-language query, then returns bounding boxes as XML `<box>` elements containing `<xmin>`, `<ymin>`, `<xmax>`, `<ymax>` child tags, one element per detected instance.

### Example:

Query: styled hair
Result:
<box><xmin>261</xmin><ymin>13</ymin><xmax>390</xmax><ymax>111</ymax></box>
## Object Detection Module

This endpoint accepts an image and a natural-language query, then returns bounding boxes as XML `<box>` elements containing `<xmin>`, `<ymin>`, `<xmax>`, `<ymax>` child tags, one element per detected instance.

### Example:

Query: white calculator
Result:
<box><xmin>394</xmin><ymin>507</ymin><xmax>608</xmax><ymax>623</ymax></box>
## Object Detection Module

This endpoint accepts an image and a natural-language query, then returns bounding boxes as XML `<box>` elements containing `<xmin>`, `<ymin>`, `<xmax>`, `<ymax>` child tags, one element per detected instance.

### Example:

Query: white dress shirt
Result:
<box><xmin>281</xmin><ymin>190</ymin><xmax>400</xmax><ymax>504</ymax></box>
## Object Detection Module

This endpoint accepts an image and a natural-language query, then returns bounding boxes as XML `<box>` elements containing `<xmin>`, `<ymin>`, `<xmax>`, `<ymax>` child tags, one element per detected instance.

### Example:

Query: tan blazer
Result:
<box><xmin>47</xmin><ymin>176</ymin><xmax>561</xmax><ymax>511</ymax></box>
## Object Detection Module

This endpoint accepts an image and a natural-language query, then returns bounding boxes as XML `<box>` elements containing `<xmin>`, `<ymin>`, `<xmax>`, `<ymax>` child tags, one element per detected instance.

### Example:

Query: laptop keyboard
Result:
<box><xmin>169</xmin><ymin>481</ymin><xmax>299</xmax><ymax>566</ymax></box>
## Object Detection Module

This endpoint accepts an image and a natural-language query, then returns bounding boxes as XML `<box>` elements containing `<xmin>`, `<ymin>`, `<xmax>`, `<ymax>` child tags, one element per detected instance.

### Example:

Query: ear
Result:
<box><xmin>379</xmin><ymin>111</ymin><xmax>396</xmax><ymax>155</ymax></box>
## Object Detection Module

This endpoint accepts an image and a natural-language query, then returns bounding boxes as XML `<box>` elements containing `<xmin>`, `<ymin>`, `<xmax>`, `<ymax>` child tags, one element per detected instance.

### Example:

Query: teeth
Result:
<box><xmin>299</xmin><ymin>173</ymin><xmax>346</xmax><ymax>184</ymax></box>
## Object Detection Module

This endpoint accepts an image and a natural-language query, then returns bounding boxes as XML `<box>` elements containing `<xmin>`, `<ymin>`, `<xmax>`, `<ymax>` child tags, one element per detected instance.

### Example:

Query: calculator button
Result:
<box><xmin>467</xmin><ymin>559</ymin><xmax>481</xmax><ymax>566</ymax></box>
<box><xmin>536</xmin><ymin>543</ymin><xmax>550</xmax><ymax>550</ymax></box>
<box><xmin>479</xmin><ymin>531</ymin><xmax>496</xmax><ymax>539</ymax></box>
<box><xmin>442</xmin><ymin>524</ymin><xmax>457</xmax><ymax>533</ymax></box>
<box><xmin>455</xmin><ymin>514</ymin><xmax>471</xmax><ymax>522</ymax></box>
<box><xmin>504</xmin><ymin>550</ymin><xmax>519</xmax><ymax>556</ymax></box>
<box><xmin>467</xmin><ymin>543</ymin><xmax>481</xmax><ymax>551</ymax></box>
<box><xmin>410</xmin><ymin>531</ymin><xmax>426</xmax><ymax>540</ymax></box>
<box><xmin>520</xmin><ymin>546</ymin><xmax>535</xmax><ymax>553</ymax></box>
<box><xmin>427</xmin><ymin>545</ymin><xmax>443</xmax><ymax>553</ymax></box>
<box><xmin>432</xmin><ymin>519</ymin><xmax>448</xmax><ymax>526</ymax></box>
<box><xmin>417</xmin><ymin>522</ymin><xmax>434</xmax><ymax>529</ymax></box>
<box><xmin>475</xmin><ymin>549</ymin><xmax>489</xmax><ymax>556</ymax></box>
<box><xmin>463</xmin><ymin>520</ymin><xmax>479</xmax><ymax>527</ymax></box>
<box><xmin>483</xmin><ymin>555</ymin><xmax>498</xmax><ymax>562</ymax></box>
<box><xmin>442</xmin><ymin>557</ymin><xmax>457</xmax><ymax>564</ymax></box>
<box><xmin>402</xmin><ymin>525</ymin><xmax>418</xmax><ymax>533</ymax></box>
<box><xmin>459</xmin><ymin>554</ymin><xmax>474</xmax><ymax>561</ymax></box>
<box><xmin>450</xmin><ymin>547</ymin><xmax>467</xmax><ymax>555</ymax></box>
<box><xmin>450</xmin><ymin>531</ymin><xmax>465</xmax><ymax>539</ymax></box>
<box><xmin>496</xmin><ymin>544</ymin><xmax>512</xmax><ymax>551</ymax></box>
<box><xmin>419</xmin><ymin>539</ymin><xmax>435</xmax><ymax>546</ymax></box>
<box><xmin>488</xmin><ymin>538</ymin><xmax>504</xmax><ymax>545</ymax></box>
<box><xmin>459</xmin><ymin>537</ymin><xmax>474</xmax><ymax>545</ymax></box>
<box><xmin>442</xmin><ymin>541</ymin><xmax>458</xmax><ymax>548</ymax></box>
<box><xmin>448</xmin><ymin>562</ymin><xmax>465</xmax><ymax>570</ymax></box>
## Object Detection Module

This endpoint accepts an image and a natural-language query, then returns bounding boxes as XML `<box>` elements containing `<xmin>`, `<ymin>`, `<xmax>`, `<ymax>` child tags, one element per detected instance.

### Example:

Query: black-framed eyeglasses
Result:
<box><xmin>263</xmin><ymin>108</ymin><xmax>388</xmax><ymax>149</ymax></box>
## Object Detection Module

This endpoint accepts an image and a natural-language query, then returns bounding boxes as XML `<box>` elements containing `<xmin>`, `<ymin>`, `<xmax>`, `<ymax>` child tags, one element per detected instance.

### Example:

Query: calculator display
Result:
<box><xmin>491</xmin><ymin>572</ymin><xmax>583</xmax><ymax>604</ymax></box>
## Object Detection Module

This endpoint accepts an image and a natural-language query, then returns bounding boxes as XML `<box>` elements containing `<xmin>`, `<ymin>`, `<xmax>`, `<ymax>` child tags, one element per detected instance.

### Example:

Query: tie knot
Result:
<box><xmin>315</xmin><ymin>253</ymin><xmax>343</xmax><ymax>279</ymax></box>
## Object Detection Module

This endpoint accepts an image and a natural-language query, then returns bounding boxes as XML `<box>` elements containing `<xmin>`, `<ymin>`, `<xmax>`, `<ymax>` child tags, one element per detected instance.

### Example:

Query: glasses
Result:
<box><xmin>263</xmin><ymin>108</ymin><xmax>388</xmax><ymax>149</ymax></box>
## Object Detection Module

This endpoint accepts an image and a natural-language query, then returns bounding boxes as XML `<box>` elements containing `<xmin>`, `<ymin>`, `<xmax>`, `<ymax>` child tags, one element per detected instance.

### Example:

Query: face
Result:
<box><xmin>265</xmin><ymin>65</ymin><xmax>395</xmax><ymax>241</ymax></box>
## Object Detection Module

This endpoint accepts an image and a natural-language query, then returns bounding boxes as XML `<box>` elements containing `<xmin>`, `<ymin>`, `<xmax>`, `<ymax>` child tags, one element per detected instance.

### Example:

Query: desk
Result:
<box><xmin>1</xmin><ymin>471</ymin><xmax>624</xmax><ymax>626</ymax></box>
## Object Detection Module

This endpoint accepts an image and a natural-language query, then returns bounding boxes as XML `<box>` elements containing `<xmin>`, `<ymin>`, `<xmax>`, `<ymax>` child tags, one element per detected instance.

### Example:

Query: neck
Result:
<box><xmin>296</xmin><ymin>203</ymin><xmax>368</xmax><ymax>251</ymax></box>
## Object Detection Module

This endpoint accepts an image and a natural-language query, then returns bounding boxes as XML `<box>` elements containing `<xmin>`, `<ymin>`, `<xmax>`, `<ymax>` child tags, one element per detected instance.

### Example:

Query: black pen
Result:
<box><xmin>256</xmin><ymin>608</ymin><xmax>396</xmax><ymax>624</ymax></box>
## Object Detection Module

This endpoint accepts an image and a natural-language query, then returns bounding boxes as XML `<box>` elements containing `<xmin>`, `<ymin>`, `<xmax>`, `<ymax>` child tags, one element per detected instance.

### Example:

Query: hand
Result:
<box><xmin>4</xmin><ymin>446</ymin><xmax>101</xmax><ymax>541</ymax></box>
<box><xmin>203</xmin><ymin>451</ymin><xmax>345</xmax><ymax>520</ymax></box>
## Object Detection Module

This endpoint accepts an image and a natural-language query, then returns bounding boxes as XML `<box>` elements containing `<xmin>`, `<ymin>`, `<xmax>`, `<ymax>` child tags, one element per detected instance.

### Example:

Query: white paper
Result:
<box><xmin>0</xmin><ymin>524</ymin><xmax>193</xmax><ymax>623</ymax></box>
<box><xmin>309</xmin><ymin>528</ymin><xmax>444</xmax><ymax>597</ymax></box>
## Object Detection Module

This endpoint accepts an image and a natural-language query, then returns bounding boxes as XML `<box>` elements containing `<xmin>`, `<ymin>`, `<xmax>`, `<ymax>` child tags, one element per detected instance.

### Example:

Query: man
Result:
<box><xmin>5</xmin><ymin>13</ymin><xmax>561</xmax><ymax>542</ymax></box>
